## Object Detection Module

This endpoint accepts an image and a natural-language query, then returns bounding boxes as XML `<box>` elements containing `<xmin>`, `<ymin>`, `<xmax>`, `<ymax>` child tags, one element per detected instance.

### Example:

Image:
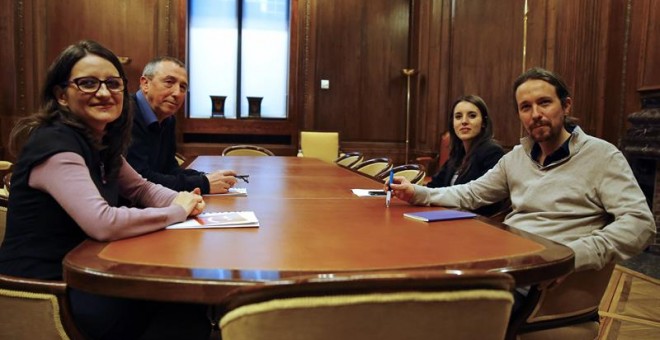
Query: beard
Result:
<box><xmin>527</xmin><ymin>122</ymin><xmax>563</xmax><ymax>143</ymax></box>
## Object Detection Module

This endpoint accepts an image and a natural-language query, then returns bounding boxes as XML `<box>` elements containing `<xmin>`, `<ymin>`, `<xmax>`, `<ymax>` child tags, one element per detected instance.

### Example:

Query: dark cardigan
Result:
<box><xmin>426</xmin><ymin>140</ymin><xmax>506</xmax><ymax>216</ymax></box>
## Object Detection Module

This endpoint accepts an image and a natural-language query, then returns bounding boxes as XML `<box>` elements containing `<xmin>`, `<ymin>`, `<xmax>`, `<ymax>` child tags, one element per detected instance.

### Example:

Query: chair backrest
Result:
<box><xmin>299</xmin><ymin>131</ymin><xmax>339</xmax><ymax>163</ymax></box>
<box><xmin>512</xmin><ymin>262</ymin><xmax>616</xmax><ymax>340</ymax></box>
<box><xmin>0</xmin><ymin>161</ymin><xmax>11</xmax><ymax>199</ymax></box>
<box><xmin>334</xmin><ymin>152</ymin><xmax>363</xmax><ymax>168</ymax></box>
<box><xmin>0</xmin><ymin>274</ymin><xmax>85</xmax><ymax>340</ymax></box>
<box><xmin>222</xmin><ymin>145</ymin><xmax>275</xmax><ymax>156</ymax></box>
<box><xmin>174</xmin><ymin>153</ymin><xmax>186</xmax><ymax>166</ymax></box>
<box><xmin>415</xmin><ymin>131</ymin><xmax>450</xmax><ymax>177</ymax></box>
<box><xmin>0</xmin><ymin>195</ymin><xmax>7</xmax><ymax>248</ymax></box>
<box><xmin>219</xmin><ymin>271</ymin><xmax>514</xmax><ymax>340</ymax></box>
<box><xmin>0</xmin><ymin>169</ymin><xmax>8</xmax><ymax>247</ymax></box>
<box><xmin>438</xmin><ymin>131</ymin><xmax>451</xmax><ymax>169</ymax></box>
<box><xmin>354</xmin><ymin>157</ymin><xmax>393</xmax><ymax>179</ymax></box>
<box><xmin>379</xmin><ymin>164</ymin><xmax>426</xmax><ymax>184</ymax></box>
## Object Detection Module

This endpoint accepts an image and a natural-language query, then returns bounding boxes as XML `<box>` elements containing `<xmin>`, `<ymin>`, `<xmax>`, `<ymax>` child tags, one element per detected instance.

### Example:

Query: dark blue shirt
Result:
<box><xmin>126</xmin><ymin>92</ymin><xmax>210</xmax><ymax>193</ymax></box>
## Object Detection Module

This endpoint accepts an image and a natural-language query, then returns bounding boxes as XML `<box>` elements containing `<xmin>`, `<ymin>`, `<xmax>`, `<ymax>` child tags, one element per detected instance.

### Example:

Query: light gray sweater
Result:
<box><xmin>410</xmin><ymin>126</ymin><xmax>656</xmax><ymax>271</ymax></box>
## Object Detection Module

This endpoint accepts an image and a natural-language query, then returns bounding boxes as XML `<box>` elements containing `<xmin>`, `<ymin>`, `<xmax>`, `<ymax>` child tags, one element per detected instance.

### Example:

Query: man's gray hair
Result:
<box><xmin>142</xmin><ymin>56</ymin><xmax>185</xmax><ymax>78</ymax></box>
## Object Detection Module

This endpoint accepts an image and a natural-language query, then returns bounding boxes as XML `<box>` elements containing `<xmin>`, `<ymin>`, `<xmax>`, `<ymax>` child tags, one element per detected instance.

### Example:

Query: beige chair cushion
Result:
<box><xmin>516</xmin><ymin>262</ymin><xmax>616</xmax><ymax>340</ymax></box>
<box><xmin>336</xmin><ymin>155</ymin><xmax>362</xmax><ymax>168</ymax></box>
<box><xmin>355</xmin><ymin>158</ymin><xmax>392</xmax><ymax>178</ymax></box>
<box><xmin>300</xmin><ymin>132</ymin><xmax>339</xmax><ymax>163</ymax></box>
<box><xmin>518</xmin><ymin>322</ymin><xmax>599</xmax><ymax>340</ymax></box>
<box><xmin>390</xmin><ymin>168</ymin><xmax>425</xmax><ymax>184</ymax></box>
<box><xmin>0</xmin><ymin>288</ymin><xmax>70</xmax><ymax>339</ymax></box>
<box><xmin>221</xmin><ymin>290</ymin><xmax>513</xmax><ymax>340</ymax></box>
<box><xmin>223</xmin><ymin>145</ymin><xmax>275</xmax><ymax>156</ymax></box>
<box><xmin>528</xmin><ymin>262</ymin><xmax>615</xmax><ymax>323</ymax></box>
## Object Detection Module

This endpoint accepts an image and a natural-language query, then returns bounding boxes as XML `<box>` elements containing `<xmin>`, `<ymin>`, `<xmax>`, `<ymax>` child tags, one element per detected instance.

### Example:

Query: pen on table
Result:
<box><xmin>386</xmin><ymin>170</ymin><xmax>393</xmax><ymax>208</ymax></box>
<box><xmin>235</xmin><ymin>174</ymin><xmax>250</xmax><ymax>183</ymax></box>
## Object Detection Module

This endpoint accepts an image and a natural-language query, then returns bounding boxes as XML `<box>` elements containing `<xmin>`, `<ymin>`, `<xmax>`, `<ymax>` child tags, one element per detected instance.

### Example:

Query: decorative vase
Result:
<box><xmin>246</xmin><ymin>96</ymin><xmax>263</xmax><ymax>118</ymax></box>
<box><xmin>210</xmin><ymin>95</ymin><xmax>227</xmax><ymax>118</ymax></box>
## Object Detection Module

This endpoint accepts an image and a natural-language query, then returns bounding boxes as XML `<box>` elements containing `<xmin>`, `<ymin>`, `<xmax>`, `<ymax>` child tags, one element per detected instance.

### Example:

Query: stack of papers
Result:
<box><xmin>167</xmin><ymin>211</ymin><xmax>259</xmax><ymax>229</ymax></box>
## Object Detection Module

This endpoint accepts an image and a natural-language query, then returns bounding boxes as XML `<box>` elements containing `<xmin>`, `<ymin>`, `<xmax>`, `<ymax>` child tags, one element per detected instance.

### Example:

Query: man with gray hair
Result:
<box><xmin>127</xmin><ymin>56</ymin><xmax>237</xmax><ymax>194</ymax></box>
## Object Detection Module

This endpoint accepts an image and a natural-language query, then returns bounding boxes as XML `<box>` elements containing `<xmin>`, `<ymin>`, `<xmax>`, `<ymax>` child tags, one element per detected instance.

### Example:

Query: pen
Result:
<box><xmin>386</xmin><ymin>170</ymin><xmax>393</xmax><ymax>208</ymax></box>
<box><xmin>236</xmin><ymin>175</ymin><xmax>250</xmax><ymax>183</ymax></box>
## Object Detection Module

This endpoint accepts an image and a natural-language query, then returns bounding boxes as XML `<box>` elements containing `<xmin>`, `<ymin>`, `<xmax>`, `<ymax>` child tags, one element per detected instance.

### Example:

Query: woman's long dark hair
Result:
<box><xmin>446</xmin><ymin>94</ymin><xmax>495</xmax><ymax>175</ymax></box>
<box><xmin>9</xmin><ymin>40</ymin><xmax>131</xmax><ymax>180</ymax></box>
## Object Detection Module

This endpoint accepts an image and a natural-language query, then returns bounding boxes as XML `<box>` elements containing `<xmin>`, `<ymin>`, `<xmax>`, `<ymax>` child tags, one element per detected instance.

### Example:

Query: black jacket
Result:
<box><xmin>126</xmin><ymin>94</ymin><xmax>210</xmax><ymax>193</ymax></box>
<box><xmin>426</xmin><ymin>140</ymin><xmax>506</xmax><ymax>216</ymax></box>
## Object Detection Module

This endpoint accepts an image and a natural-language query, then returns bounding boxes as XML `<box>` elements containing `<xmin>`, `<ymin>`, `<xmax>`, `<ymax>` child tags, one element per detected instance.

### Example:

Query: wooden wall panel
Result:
<box><xmin>414</xmin><ymin>0</ymin><xmax>451</xmax><ymax>155</ymax></box>
<box><xmin>0</xmin><ymin>0</ymin><xmax>656</xmax><ymax>166</ymax></box>
<box><xmin>446</xmin><ymin>0</ymin><xmax>525</xmax><ymax>148</ymax></box>
<box><xmin>312</xmin><ymin>0</ymin><xmax>409</xmax><ymax>145</ymax></box>
<box><xmin>637</xmin><ymin>0</ymin><xmax>660</xmax><ymax>89</ymax></box>
<box><xmin>600</xmin><ymin>0</ymin><xmax>629</xmax><ymax>144</ymax></box>
<box><xmin>0</xmin><ymin>0</ymin><xmax>179</xmax><ymax>161</ymax></box>
<box><xmin>42</xmin><ymin>0</ymin><xmax>171</xmax><ymax>93</ymax></box>
<box><xmin>0</xmin><ymin>1</ymin><xmax>16</xmax><ymax>159</ymax></box>
<box><xmin>551</xmin><ymin>0</ymin><xmax>607</xmax><ymax>137</ymax></box>
<box><xmin>623</xmin><ymin>0</ymin><xmax>649</xmax><ymax>123</ymax></box>
<box><xmin>313</xmin><ymin>0</ymin><xmax>363</xmax><ymax>139</ymax></box>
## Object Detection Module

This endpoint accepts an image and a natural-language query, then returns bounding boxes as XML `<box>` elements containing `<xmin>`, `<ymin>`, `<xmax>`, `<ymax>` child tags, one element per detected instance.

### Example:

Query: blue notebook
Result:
<box><xmin>403</xmin><ymin>210</ymin><xmax>476</xmax><ymax>222</ymax></box>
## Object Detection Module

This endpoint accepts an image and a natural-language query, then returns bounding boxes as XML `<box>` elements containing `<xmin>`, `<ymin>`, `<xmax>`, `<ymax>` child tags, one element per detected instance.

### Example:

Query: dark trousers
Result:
<box><xmin>68</xmin><ymin>288</ymin><xmax>212</xmax><ymax>340</ymax></box>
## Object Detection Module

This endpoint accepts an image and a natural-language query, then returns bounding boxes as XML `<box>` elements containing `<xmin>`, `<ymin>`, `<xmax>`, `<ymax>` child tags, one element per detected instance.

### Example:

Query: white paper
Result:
<box><xmin>351</xmin><ymin>189</ymin><xmax>387</xmax><ymax>197</ymax></box>
<box><xmin>167</xmin><ymin>211</ymin><xmax>259</xmax><ymax>229</ymax></box>
<box><xmin>204</xmin><ymin>188</ymin><xmax>247</xmax><ymax>197</ymax></box>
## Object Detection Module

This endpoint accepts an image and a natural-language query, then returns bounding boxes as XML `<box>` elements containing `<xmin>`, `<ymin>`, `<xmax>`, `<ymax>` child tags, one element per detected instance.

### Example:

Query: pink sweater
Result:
<box><xmin>29</xmin><ymin>152</ymin><xmax>188</xmax><ymax>241</ymax></box>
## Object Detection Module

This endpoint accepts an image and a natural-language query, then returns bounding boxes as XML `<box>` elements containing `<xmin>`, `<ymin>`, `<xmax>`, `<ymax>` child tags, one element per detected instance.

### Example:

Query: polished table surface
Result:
<box><xmin>63</xmin><ymin>156</ymin><xmax>573</xmax><ymax>303</ymax></box>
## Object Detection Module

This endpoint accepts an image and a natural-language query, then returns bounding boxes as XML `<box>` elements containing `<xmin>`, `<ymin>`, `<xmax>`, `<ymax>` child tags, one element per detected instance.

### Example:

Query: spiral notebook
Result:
<box><xmin>403</xmin><ymin>210</ymin><xmax>476</xmax><ymax>222</ymax></box>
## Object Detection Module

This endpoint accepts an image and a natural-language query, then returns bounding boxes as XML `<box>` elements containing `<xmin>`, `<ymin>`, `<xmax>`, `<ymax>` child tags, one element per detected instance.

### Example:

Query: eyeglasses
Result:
<box><xmin>63</xmin><ymin>77</ymin><xmax>126</xmax><ymax>93</ymax></box>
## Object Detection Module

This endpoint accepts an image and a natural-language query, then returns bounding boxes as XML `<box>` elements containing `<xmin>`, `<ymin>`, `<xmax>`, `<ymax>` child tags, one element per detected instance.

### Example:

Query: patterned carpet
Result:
<box><xmin>598</xmin><ymin>265</ymin><xmax>660</xmax><ymax>339</ymax></box>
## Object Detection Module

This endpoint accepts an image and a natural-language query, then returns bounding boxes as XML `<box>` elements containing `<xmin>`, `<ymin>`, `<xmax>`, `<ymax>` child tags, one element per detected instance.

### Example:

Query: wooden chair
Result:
<box><xmin>0</xmin><ymin>161</ymin><xmax>10</xmax><ymax>247</ymax></box>
<box><xmin>354</xmin><ymin>157</ymin><xmax>393</xmax><ymax>180</ymax></box>
<box><xmin>222</xmin><ymin>145</ymin><xmax>275</xmax><ymax>156</ymax></box>
<box><xmin>0</xmin><ymin>194</ymin><xmax>6</xmax><ymax>248</ymax></box>
<box><xmin>299</xmin><ymin>131</ymin><xmax>339</xmax><ymax>163</ymax></box>
<box><xmin>0</xmin><ymin>161</ymin><xmax>11</xmax><ymax>199</ymax></box>
<box><xmin>416</xmin><ymin>131</ymin><xmax>450</xmax><ymax>177</ymax></box>
<box><xmin>219</xmin><ymin>270</ymin><xmax>515</xmax><ymax>340</ymax></box>
<box><xmin>174</xmin><ymin>153</ymin><xmax>187</xmax><ymax>166</ymax></box>
<box><xmin>508</xmin><ymin>262</ymin><xmax>617</xmax><ymax>340</ymax></box>
<box><xmin>334</xmin><ymin>152</ymin><xmax>363</xmax><ymax>168</ymax></box>
<box><xmin>0</xmin><ymin>274</ymin><xmax>86</xmax><ymax>339</ymax></box>
<box><xmin>379</xmin><ymin>164</ymin><xmax>426</xmax><ymax>185</ymax></box>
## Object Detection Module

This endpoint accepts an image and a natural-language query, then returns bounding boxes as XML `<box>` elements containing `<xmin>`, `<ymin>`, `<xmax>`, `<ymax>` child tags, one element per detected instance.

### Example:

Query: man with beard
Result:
<box><xmin>389</xmin><ymin>67</ymin><xmax>655</xmax><ymax>274</ymax></box>
<box><xmin>127</xmin><ymin>56</ymin><xmax>237</xmax><ymax>194</ymax></box>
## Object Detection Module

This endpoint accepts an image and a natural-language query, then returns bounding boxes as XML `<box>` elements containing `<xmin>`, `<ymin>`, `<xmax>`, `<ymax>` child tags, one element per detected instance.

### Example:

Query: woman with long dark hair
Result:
<box><xmin>426</xmin><ymin>95</ymin><xmax>505</xmax><ymax>215</ymax></box>
<box><xmin>0</xmin><ymin>40</ymin><xmax>210</xmax><ymax>339</ymax></box>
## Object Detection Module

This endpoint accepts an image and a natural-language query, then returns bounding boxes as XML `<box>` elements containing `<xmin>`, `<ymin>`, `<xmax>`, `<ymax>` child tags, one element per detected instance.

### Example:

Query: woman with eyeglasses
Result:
<box><xmin>0</xmin><ymin>40</ymin><xmax>211</xmax><ymax>339</ymax></box>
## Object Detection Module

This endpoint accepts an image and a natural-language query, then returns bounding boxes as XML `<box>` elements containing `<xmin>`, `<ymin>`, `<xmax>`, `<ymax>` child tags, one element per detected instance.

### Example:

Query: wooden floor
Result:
<box><xmin>598</xmin><ymin>265</ymin><xmax>660</xmax><ymax>339</ymax></box>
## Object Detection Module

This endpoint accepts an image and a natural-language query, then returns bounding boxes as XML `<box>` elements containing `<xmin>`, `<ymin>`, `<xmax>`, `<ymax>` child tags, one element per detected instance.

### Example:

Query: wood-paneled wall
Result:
<box><xmin>0</xmin><ymin>0</ymin><xmax>180</xmax><ymax>159</ymax></box>
<box><xmin>1</xmin><ymin>0</ymin><xmax>658</xmax><ymax>167</ymax></box>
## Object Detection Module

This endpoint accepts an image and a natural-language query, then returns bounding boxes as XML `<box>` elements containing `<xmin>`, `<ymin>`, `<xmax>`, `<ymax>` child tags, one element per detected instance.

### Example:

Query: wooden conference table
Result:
<box><xmin>63</xmin><ymin>156</ymin><xmax>573</xmax><ymax>304</ymax></box>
